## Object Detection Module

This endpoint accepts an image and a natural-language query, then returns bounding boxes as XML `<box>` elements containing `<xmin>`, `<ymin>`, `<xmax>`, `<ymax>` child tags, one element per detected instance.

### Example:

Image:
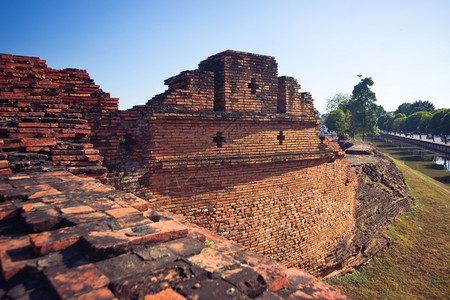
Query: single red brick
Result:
<box><xmin>29</xmin><ymin>226</ymin><xmax>82</xmax><ymax>255</ymax></box>
<box><xmin>0</xmin><ymin>168</ymin><xmax>12</xmax><ymax>175</ymax></box>
<box><xmin>0</xmin><ymin>202</ymin><xmax>19</xmax><ymax>221</ymax></box>
<box><xmin>26</xmin><ymin>146</ymin><xmax>50</xmax><ymax>152</ymax></box>
<box><xmin>68</xmin><ymin>287</ymin><xmax>116</xmax><ymax>300</ymax></box>
<box><xmin>45</xmin><ymin>263</ymin><xmax>110</xmax><ymax>299</ymax></box>
<box><xmin>22</xmin><ymin>208</ymin><xmax>61</xmax><ymax>232</ymax></box>
<box><xmin>25</xmin><ymin>184</ymin><xmax>61</xmax><ymax>200</ymax></box>
<box><xmin>60</xmin><ymin>205</ymin><xmax>96</xmax><ymax>215</ymax></box>
<box><xmin>111</xmin><ymin>193</ymin><xmax>149</xmax><ymax>212</ymax></box>
<box><xmin>17</xmin><ymin>122</ymin><xmax>50</xmax><ymax>128</ymax></box>
<box><xmin>21</xmin><ymin>202</ymin><xmax>49</xmax><ymax>213</ymax></box>
<box><xmin>144</xmin><ymin>288</ymin><xmax>187</xmax><ymax>300</ymax></box>
<box><xmin>81</xmin><ymin>231</ymin><xmax>131</xmax><ymax>258</ymax></box>
<box><xmin>0</xmin><ymin>160</ymin><xmax>8</xmax><ymax>168</ymax></box>
<box><xmin>20</xmin><ymin>137</ymin><xmax>56</xmax><ymax>147</ymax></box>
<box><xmin>121</xmin><ymin>220</ymin><xmax>188</xmax><ymax>246</ymax></box>
<box><xmin>105</xmin><ymin>207</ymin><xmax>141</xmax><ymax>219</ymax></box>
<box><xmin>0</xmin><ymin>236</ymin><xmax>34</xmax><ymax>280</ymax></box>
<box><xmin>8</xmin><ymin>175</ymin><xmax>30</xmax><ymax>180</ymax></box>
<box><xmin>188</xmin><ymin>247</ymin><xmax>239</xmax><ymax>273</ymax></box>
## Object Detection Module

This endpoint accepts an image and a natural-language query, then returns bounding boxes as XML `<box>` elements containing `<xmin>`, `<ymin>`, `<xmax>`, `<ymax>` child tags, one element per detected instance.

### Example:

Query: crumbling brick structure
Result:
<box><xmin>103</xmin><ymin>51</ymin><xmax>358</xmax><ymax>275</ymax></box>
<box><xmin>0</xmin><ymin>51</ymin><xmax>357</xmax><ymax>276</ymax></box>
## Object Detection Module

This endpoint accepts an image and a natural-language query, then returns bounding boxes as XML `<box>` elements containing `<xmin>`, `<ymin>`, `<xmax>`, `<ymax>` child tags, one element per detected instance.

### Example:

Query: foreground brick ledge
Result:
<box><xmin>0</xmin><ymin>170</ymin><xmax>352</xmax><ymax>299</ymax></box>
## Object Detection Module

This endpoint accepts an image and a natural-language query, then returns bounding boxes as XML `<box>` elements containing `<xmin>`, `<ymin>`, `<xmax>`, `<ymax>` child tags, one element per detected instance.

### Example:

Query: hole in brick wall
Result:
<box><xmin>213</xmin><ymin>132</ymin><xmax>225</xmax><ymax>148</ymax></box>
<box><xmin>248</xmin><ymin>78</ymin><xmax>259</xmax><ymax>94</ymax></box>
<box><xmin>277</xmin><ymin>96</ymin><xmax>286</xmax><ymax>113</ymax></box>
<box><xmin>277</xmin><ymin>131</ymin><xmax>285</xmax><ymax>145</ymax></box>
<box><xmin>213</xmin><ymin>73</ymin><xmax>225</xmax><ymax>111</ymax></box>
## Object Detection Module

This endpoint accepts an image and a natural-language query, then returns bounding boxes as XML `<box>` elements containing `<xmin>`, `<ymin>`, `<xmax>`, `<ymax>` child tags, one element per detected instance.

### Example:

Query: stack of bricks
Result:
<box><xmin>0</xmin><ymin>54</ymin><xmax>107</xmax><ymax>181</ymax></box>
<box><xmin>45</xmin><ymin>64</ymin><xmax>122</xmax><ymax>167</ymax></box>
<box><xmin>0</xmin><ymin>170</ymin><xmax>351</xmax><ymax>299</ymax></box>
<box><xmin>45</xmin><ymin>67</ymin><xmax>118</xmax><ymax>111</ymax></box>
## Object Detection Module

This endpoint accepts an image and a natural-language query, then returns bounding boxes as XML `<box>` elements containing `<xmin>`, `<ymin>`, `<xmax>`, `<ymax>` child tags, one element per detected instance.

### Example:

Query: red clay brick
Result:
<box><xmin>60</xmin><ymin>205</ymin><xmax>96</xmax><ymax>215</ymax></box>
<box><xmin>0</xmin><ymin>160</ymin><xmax>9</xmax><ymax>168</ymax></box>
<box><xmin>29</xmin><ymin>226</ymin><xmax>82</xmax><ymax>255</ymax></box>
<box><xmin>45</xmin><ymin>263</ymin><xmax>110</xmax><ymax>299</ymax></box>
<box><xmin>120</xmin><ymin>220</ymin><xmax>188</xmax><ymax>245</ymax></box>
<box><xmin>188</xmin><ymin>247</ymin><xmax>239</xmax><ymax>273</ymax></box>
<box><xmin>0</xmin><ymin>202</ymin><xmax>19</xmax><ymax>221</ymax></box>
<box><xmin>144</xmin><ymin>288</ymin><xmax>187</xmax><ymax>300</ymax></box>
<box><xmin>0</xmin><ymin>236</ymin><xmax>35</xmax><ymax>280</ymax></box>
<box><xmin>105</xmin><ymin>207</ymin><xmax>141</xmax><ymax>219</ymax></box>
<box><xmin>68</xmin><ymin>287</ymin><xmax>116</xmax><ymax>300</ymax></box>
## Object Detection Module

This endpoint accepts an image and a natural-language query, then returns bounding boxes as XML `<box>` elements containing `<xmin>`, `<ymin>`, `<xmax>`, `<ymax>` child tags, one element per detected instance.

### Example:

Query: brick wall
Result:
<box><xmin>105</xmin><ymin>50</ymin><xmax>357</xmax><ymax>276</ymax></box>
<box><xmin>0</xmin><ymin>54</ymin><xmax>107</xmax><ymax>180</ymax></box>
<box><xmin>0</xmin><ymin>50</ymin><xmax>358</xmax><ymax>276</ymax></box>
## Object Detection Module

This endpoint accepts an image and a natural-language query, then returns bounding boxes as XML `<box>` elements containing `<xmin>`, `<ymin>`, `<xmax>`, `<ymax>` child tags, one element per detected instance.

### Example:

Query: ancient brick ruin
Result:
<box><xmin>0</xmin><ymin>51</ymin><xmax>360</xmax><ymax>277</ymax></box>
<box><xmin>0</xmin><ymin>51</ymin><xmax>360</xmax><ymax>298</ymax></box>
<box><xmin>105</xmin><ymin>50</ymin><xmax>358</xmax><ymax>275</ymax></box>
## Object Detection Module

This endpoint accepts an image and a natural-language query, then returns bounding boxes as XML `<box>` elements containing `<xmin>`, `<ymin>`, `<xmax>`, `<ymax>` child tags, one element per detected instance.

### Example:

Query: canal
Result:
<box><xmin>367</xmin><ymin>136</ymin><xmax>450</xmax><ymax>188</ymax></box>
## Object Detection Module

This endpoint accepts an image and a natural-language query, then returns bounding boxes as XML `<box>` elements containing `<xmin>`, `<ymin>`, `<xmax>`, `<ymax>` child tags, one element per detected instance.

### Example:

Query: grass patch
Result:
<box><xmin>326</xmin><ymin>159</ymin><xmax>450</xmax><ymax>299</ymax></box>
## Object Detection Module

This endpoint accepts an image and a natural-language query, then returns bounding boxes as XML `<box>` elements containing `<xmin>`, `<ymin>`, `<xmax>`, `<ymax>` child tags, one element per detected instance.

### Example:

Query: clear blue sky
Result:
<box><xmin>1</xmin><ymin>0</ymin><xmax>449</xmax><ymax>112</ymax></box>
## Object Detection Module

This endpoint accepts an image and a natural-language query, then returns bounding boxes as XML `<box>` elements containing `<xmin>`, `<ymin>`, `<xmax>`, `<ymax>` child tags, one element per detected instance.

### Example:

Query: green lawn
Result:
<box><xmin>326</xmin><ymin>159</ymin><xmax>450</xmax><ymax>300</ymax></box>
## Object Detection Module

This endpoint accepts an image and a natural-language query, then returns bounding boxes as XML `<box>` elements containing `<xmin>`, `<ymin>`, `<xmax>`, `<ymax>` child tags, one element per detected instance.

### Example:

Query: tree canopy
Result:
<box><xmin>349</xmin><ymin>77</ymin><xmax>378</xmax><ymax>141</ymax></box>
<box><xmin>394</xmin><ymin>100</ymin><xmax>435</xmax><ymax>116</ymax></box>
<box><xmin>324</xmin><ymin>109</ymin><xmax>348</xmax><ymax>134</ymax></box>
<box><xmin>325</xmin><ymin>93</ymin><xmax>351</xmax><ymax>113</ymax></box>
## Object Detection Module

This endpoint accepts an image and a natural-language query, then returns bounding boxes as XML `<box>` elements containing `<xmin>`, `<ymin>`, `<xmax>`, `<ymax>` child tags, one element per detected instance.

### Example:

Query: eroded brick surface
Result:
<box><xmin>0</xmin><ymin>52</ymin><xmax>354</xmax><ymax>299</ymax></box>
<box><xmin>0</xmin><ymin>169</ymin><xmax>351</xmax><ymax>299</ymax></box>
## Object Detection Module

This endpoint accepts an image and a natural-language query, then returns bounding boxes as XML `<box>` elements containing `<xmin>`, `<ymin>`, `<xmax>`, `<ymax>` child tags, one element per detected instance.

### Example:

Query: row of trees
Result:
<box><xmin>378</xmin><ymin>108</ymin><xmax>450</xmax><ymax>141</ymax></box>
<box><xmin>323</xmin><ymin>77</ymin><xmax>449</xmax><ymax>143</ymax></box>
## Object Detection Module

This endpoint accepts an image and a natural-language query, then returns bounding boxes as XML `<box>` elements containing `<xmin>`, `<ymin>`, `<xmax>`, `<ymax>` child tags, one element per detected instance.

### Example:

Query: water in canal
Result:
<box><xmin>367</xmin><ymin>136</ymin><xmax>450</xmax><ymax>188</ymax></box>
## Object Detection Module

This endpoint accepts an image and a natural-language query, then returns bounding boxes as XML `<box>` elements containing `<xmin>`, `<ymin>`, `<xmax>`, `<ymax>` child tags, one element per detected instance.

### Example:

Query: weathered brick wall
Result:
<box><xmin>104</xmin><ymin>51</ymin><xmax>357</xmax><ymax>276</ymax></box>
<box><xmin>146</xmin><ymin>158</ymin><xmax>355</xmax><ymax>274</ymax></box>
<box><xmin>0</xmin><ymin>54</ymin><xmax>107</xmax><ymax>180</ymax></box>
<box><xmin>0</xmin><ymin>50</ymin><xmax>358</xmax><ymax>276</ymax></box>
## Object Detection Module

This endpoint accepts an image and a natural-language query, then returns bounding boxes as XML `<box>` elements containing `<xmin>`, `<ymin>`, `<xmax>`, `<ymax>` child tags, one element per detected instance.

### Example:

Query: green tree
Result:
<box><xmin>325</xmin><ymin>93</ymin><xmax>352</xmax><ymax>113</ymax></box>
<box><xmin>395</xmin><ymin>102</ymin><xmax>412</xmax><ymax>116</ymax></box>
<box><xmin>440</xmin><ymin>112</ymin><xmax>450</xmax><ymax>144</ymax></box>
<box><xmin>324</xmin><ymin>109</ymin><xmax>349</xmax><ymax>135</ymax></box>
<box><xmin>349</xmin><ymin>77</ymin><xmax>378</xmax><ymax>141</ymax></box>
<box><xmin>428</xmin><ymin>109</ymin><xmax>449</xmax><ymax>141</ymax></box>
<box><xmin>377</xmin><ymin>113</ymin><xmax>394</xmax><ymax>132</ymax></box>
<box><xmin>394</xmin><ymin>100</ymin><xmax>435</xmax><ymax>116</ymax></box>
<box><xmin>376</xmin><ymin>105</ymin><xmax>386</xmax><ymax>118</ymax></box>
<box><xmin>405</xmin><ymin>111</ymin><xmax>431</xmax><ymax>139</ymax></box>
<box><xmin>392</xmin><ymin>113</ymin><xmax>407</xmax><ymax>135</ymax></box>
<box><xmin>418</xmin><ymin>112</ymin><xmax>432</xmax><ymax>139</ymax></box>
<box><xmin>410</xmin><ymin>100</ymin><xmax>435</xmax><ymax>114</ymax></box>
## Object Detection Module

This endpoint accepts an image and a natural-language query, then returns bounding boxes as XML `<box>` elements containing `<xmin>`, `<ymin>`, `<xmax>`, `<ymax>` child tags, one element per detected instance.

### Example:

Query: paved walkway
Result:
<box><xmin>381</xmin><ymin>132</ymin><xmax>449</xmax><ymax>146</ymax></box>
